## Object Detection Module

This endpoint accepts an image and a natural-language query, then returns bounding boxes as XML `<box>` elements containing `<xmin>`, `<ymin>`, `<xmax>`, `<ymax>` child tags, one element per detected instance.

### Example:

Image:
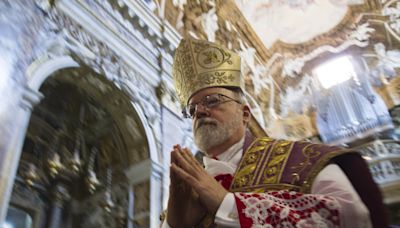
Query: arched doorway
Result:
<box><xmin>5</xmin><ymin>66</ymin><xmax>153</xmax><ymax>228</ymax></box>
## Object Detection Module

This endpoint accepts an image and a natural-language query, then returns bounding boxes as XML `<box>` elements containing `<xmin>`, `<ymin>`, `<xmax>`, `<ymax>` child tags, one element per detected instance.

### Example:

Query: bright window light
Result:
<box><xmin>314</xmin><ymin>56</ymin><xmax>356</xmax><ymax>89</ymax></box>
<box><xmin>2</xmin><ymin>222</ymin><xmax>13</xmax><ymax>228</ymax></box>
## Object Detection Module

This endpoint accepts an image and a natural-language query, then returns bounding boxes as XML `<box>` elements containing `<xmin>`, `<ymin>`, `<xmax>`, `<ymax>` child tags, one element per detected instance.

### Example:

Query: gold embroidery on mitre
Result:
<box><xmin>172</xmin><ymin>38</ymin><xmax>243</xmax><ymax>106</ymax></box>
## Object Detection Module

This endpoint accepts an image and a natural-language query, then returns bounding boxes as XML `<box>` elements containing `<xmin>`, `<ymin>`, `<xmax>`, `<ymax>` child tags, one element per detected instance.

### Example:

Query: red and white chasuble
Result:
<box><xmin>203</xmin><ymin>137</ymin><xmax>372</xmax><ymax>228</ymax></box>
<box><xmin>162</xmin><ymin>136</ymin><xmax>372</xmax><ymax>228</ymax></box>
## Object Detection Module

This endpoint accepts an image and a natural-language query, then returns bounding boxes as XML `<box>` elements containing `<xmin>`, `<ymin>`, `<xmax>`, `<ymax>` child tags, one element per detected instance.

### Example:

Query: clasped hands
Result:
<box><xmin>166</xmin><ymin>145</ymin><xmax>228</xmax><ymax>227</ymax></box>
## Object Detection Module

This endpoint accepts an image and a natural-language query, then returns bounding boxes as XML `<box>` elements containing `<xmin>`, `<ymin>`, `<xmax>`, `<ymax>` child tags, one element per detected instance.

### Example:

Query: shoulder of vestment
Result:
<box><xmin>230</xmin><ymin>137</ymin><xmax>354</xmax><ymax>193</ymax></box>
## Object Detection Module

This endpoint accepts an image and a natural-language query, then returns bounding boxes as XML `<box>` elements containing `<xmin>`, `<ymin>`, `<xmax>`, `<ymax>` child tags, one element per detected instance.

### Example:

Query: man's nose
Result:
<box><xmin>194</xmin><ymin>103</ymin><xmax>209</xmax><ymax>118</ymax></box>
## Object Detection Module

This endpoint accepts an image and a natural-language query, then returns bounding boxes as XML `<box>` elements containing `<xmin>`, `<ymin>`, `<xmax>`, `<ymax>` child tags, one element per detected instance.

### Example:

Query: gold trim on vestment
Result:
<box><xmin>300</xmin><ymin>148</ymin><xmax>355</xmax><ymax>193</ymax></box>
<box><xmin>229</xmin><ymin>137</ymin><xmax>275</xmax><ymax>191</ymax></box>
<box><xmin>196</xmin><ymin>138</ymin><xmax>354</xmax><ymax>227</ymax></box>
<box><xmin>230</xmin><ymin>137</ymin><xmax>354</xmax><ymax>194</ymax></box>
<box><xmin>230</xmin><ymin>137</ymin><xmax>297</xmax><ymax>192</ymax></box>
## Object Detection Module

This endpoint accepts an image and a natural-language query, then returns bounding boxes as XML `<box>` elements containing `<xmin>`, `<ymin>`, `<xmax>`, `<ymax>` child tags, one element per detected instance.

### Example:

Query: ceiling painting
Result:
<box><xmin>235</xmin><ymin>0</ymin><xmax>365</xmax><ymax>48</ymax></box>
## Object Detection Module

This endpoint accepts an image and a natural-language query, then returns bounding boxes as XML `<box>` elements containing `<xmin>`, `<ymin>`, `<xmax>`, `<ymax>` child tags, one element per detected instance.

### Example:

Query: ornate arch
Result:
<box><xmin>26</xmin><ymin>55</ymin><xmax>158</xmax><ymax>164</ymax></box>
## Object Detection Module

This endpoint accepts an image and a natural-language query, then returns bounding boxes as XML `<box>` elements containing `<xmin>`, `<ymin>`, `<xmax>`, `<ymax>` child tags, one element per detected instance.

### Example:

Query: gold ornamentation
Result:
<box><xmin>86</xmin><ymin>170</ymin><xmax>101</xmax><ymax>194</ymax></box>
<box><xmin>300</xmin><ymin>147</ymin><xmax>351</xmax><ymax>193</ymax></box>
<box><xmin>230</xmin><ymin>138</ymin><xmax>355</xmax><ymax>196</ymax></box>
<box><xmin>69</xmin><ymin>152</ymin><xmax>82</xmax><ymax>174</ymax></box>
<box><xmin>230</xmin><ymin>137</ymin><xmax>275</xmax><ymax>190</ymax></box>
<box><xmin>24</xmin><ymin>163</ymin><xmax>39</xmax><ymax>189</ymax></box>
<box><xmin>48</xmin><ymin>153</ymin><xmax>63</xmax><ymax>177</ymax></box>
<box><xmin>101</xmin><ymin>190</ymin><xmax>115</xmax><ymax>213</ymax></box>
<box><xmin>258</xmin><ymin>140</ymin><xmax>293</xmax><ymax>185</ymax></box>
<box><xmin>292</xmin><ymin>145</ymin><xmax>321</xmax><ymax>170</ymax></box>
<box><xmin>172</xmin><ymin>38</ymin><xmax>243</xmax><ymax>106</ymax></box>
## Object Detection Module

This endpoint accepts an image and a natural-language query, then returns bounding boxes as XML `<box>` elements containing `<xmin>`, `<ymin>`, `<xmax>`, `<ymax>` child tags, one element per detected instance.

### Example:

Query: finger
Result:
<box><xmin>170</xmin><ymin>146</ymin><xmax>184</xmax><ymax>182</ymax></box>
<box><xmin>171</xmin><ymin>146</ymin><xmax>184</xmax><ymax>166</ymax></box>
<box><xmin>173</xmin><ymin>151</ymin><xmax>201</xmax><ymax>178</ymax></box>
<box><xmin>170</xmin><ymin>149</ymin><xmax>176</xmax><ymax>164</ymax></box>
<box><xmin>169</xmin><ymin>161</ymin><xmax>180</xmax><ymax>184</ymax></box>
<box><xmin>170</xmin><ymin>145</ymin><xmax>180</xmax><ymax>164</ymax></box>
<box><xmin>173</xmin><ymin>144</ymin><xmax>182</xmax><ymax>153</ymax></box>
<box><xmin>171</xmin><ymin>163</ymin><xmax>198</xmax><ymax>189</ymax></box>
<box><xmin>181</xmin><ymin>148</ymin><xmax>203</xmax><ymax>170</ymax></box>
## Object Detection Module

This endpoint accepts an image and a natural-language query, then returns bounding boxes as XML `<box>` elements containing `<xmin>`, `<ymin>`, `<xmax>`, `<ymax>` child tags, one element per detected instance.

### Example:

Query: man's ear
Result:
<box><xmin>242</xmin><ymin>105</ymin><xmax>251</xmax><ymax>124</ymax></box>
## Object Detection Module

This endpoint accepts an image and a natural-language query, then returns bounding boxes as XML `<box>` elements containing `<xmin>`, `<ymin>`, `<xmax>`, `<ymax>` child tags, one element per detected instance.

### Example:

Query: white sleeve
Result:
<box><xmin>214</xmin><ymin>164</ymin><xmax>372</xmax><ymax>228</ymax></box>
<box><xmin>311</xmin><ymin>164</ymin><xmax>372</xmax><ymax>228</ymax></box>
<box><xmin>214</xmin><ymin>193</ymin><xmax>240</xmax><ymax>227</ymax></box>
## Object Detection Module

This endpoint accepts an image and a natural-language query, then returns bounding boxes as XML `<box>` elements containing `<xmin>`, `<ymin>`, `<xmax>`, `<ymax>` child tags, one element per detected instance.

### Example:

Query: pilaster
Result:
<box><xmin>0</xmin><ymin>86</ymin><xmax>43</xmax><ymax>223</ymax></box>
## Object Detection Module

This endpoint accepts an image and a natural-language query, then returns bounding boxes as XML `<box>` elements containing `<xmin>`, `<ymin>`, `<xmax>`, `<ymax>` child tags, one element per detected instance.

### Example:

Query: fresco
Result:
<box><xmin>235</xmin><ymin>0</ymin><xmax>364</xmax><ymax>47</ymax></box>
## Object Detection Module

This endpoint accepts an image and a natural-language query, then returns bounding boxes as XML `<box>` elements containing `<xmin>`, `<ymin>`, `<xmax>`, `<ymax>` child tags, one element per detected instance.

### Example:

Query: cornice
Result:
<box><xmin>114</xmin><ymin>0</ymin><xmax>181</xmax><ymax>51</ymax></box>
<box><xmin>50</xmin><ymin>0</ymin><xmax>182</xmax><ymax>86</ymax></box>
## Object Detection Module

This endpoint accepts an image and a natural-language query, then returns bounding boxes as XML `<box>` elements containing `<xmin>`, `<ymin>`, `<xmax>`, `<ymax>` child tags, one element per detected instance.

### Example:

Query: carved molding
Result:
<box><xmin>382</xmin><ymin>0</ymin><xmax>400</xmax><ymax>41</ymax></box>
<box><xmin>20</xmin><ymin>86</ymin><xmax>44</xmax><ymax>111</ymax></box>
<box><xmin>355</xmin><ymin>139</ymin><xmax>400</xmax><ymax>185</ymax></box>
<box><xmin>161</xmin><ymin>0</ymin><xmax>397</xmax><ymax>140</ymax></box>
<box><xmin>38</xmin><ymin>5</ymin><xmax>169</xmax><ymax>141</ymax></box>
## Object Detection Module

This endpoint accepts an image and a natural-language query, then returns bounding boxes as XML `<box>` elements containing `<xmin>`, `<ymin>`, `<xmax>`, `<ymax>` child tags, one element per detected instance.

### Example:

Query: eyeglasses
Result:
<box><xmin>182</xmin><ymin>93</ymin><xmax>241</xmax><ymax>118</ymax></box>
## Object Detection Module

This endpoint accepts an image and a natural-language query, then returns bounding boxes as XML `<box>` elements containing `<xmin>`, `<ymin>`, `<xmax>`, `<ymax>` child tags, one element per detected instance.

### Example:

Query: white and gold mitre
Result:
<box><xmin>172</xmin><ymin>38</ymin><xmax>243</xmax><ymax>106</ymax></box>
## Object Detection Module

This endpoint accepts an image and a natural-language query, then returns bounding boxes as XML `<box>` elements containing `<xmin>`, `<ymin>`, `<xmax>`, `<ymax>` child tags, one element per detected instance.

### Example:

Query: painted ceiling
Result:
<box><xmin>235</xmin><ymin>0</ymin><xmax>365</xmax><ymax>48</ymax></box>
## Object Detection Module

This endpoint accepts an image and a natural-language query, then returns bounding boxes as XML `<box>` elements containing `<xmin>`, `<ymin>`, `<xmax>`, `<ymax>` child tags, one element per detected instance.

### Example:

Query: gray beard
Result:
<box><xmin>194</xmin><ymin>112</ymin><xmax>241</xmax><ymax>153</ymax></box>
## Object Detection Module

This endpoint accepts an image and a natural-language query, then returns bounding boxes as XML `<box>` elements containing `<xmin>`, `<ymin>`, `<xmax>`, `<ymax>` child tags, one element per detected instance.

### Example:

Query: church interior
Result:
<box><xmin>0</xmin><ymin>0</ymin><xmax>400</xmax><ymax>227</ymax></box>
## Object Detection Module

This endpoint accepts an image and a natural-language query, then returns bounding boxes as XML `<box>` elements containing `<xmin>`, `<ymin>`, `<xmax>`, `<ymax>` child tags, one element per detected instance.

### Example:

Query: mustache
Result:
<box><xmin>195</xmin><ymin>117</ymin><xmax>218</xmax><ymax>129</ymax></box>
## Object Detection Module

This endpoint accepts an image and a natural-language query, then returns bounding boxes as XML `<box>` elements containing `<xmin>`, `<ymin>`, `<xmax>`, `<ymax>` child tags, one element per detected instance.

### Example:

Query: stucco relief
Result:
<box><xmin>46</xmin><ymin>7</ymin><xmax>161</xmax><ymax>117</ymax></box>
<box><xmin>199</xmin><ymin>7</ymin><xmax>218</xmax><ymax>42</ymax></box>
<box><xmin>29</xmin><ymin>4</ymin><xmax>170</xmax><ymax>169</ymax></box>
<box><xmin>383</xmin><ymin>1</ymin><xmax>400</xmax><ymax>40</ymax></box>
<box><xmin>235</xmin><ymin>0</ymin><xmax>364</xmax><ymax>48</ymax></box>
<box><xmin>279</xmin><ymin>74</ymin><xmax>314</xmax><ymax>117</ymax></box>
<box><xmin>364</xmin><ymin>42</ymin><xmax>400</xmax><ymax>86</ymax></box>
<box><xmin>276</xmin><ymin>22</ymin><xmax>375</xmax><ymax>78</ymax></box>
<box><xmin>0</xmin><ymin>0</ymin><xmax>48</xmax><ymax>169</ymax></box>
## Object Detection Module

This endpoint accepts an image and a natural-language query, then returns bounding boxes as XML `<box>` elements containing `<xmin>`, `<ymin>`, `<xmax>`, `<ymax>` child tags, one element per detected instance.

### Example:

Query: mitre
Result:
<box><xmin>172</xmin><ymin>38</ymin><xmax>244</xmax><ymax>106</ymax></box>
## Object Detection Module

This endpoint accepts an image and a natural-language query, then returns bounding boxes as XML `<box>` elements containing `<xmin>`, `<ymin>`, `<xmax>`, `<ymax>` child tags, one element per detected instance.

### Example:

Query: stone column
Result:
<box><xmin>149</xmin><ymin>162</ymin><xmax>163</xmax><ymax>228</ymax></box>
<box><xmin>0</xmin><ymin>86</ymin><xmax>43</xmax><ymax>223</ymax></box>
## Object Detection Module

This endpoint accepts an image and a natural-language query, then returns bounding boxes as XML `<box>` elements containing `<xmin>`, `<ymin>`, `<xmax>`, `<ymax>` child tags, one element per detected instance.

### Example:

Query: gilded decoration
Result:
<box><xmin>230</xmin><ymin>137</ymin><xmax>353</xmax><ymax>193</ymax></box>
<box><xmin>300</xmin><ymin>147</ymin><xmax>351</xmax><ymax>193</ymax></box>
<box><xmin>270</xmin><ymin>114</ymin><xmax>316</xmax><ymax>140</ymax></box>
<box><xmin>376</xmin><ymin>76</ymin><xmax>400</xmax><ymax>108</ymax></box>
<box><xmin>264</xmin><ymin>0</ymin><xmax>383</xmax><ymax>57</ymax></box>
<box><xmin>172</xmin><ymin>38</ymin><xmax>242</xmax><ymax>106</ymax></box>
<box><xmin>290</xmin><ymin>144</ymin><xmax>323</xmax><ymax>180</ymax></box>
<box><xmin>230</xmin><ymin>137</ymin><xmax>274</xmax><ymax>190</ymax></box>
<box><xmin>164</xmin><ymin>0</ymin><xmax>392</xmax><ymax>140</ymax></box>
<box><xmin>259</xmin><ymin>140</ymin><xmax>293</xmax><ymax>185</ymax></box>
<box><xmin>230</xmin><ymin>137</ymin><xmax>297</xmax><ymax>191</ymax></box>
